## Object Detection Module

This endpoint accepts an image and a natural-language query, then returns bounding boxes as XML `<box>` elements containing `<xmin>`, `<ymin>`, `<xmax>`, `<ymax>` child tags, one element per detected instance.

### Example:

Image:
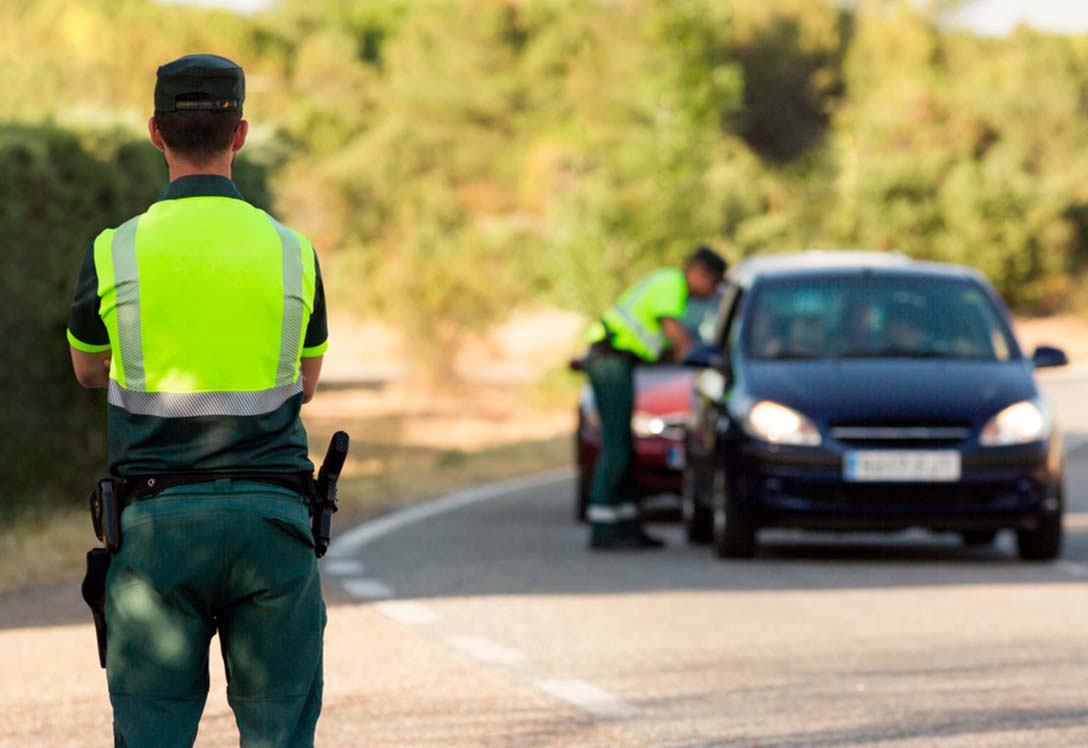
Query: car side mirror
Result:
<box><xmin>1032</xmin><ymin>345</ymin><xmax>1068</xmax><ymax>369</ymax></box>
<box><xmin>683</xmin><ymin>344</ymin><xmax>725</xmax><ymax>369</ymax></box>
<box><xmin>695</xmin><ymin>369</ymin><xmax>727</xmax><ymax>403</ymax></box>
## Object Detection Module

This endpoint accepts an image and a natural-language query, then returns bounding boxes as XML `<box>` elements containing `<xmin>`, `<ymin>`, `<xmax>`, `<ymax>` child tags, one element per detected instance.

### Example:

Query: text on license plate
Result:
<box><xmin>844</xmin><ymin>450</ymin><xmax>961</xmax><ymax>483</ymax></box>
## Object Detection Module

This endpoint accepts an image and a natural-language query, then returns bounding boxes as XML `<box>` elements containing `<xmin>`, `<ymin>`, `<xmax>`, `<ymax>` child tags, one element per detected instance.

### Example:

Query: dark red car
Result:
<box><xmin>574</xmin><ymin>366</ymin><xmax>694</xmax><ymax>519</ymax></box>
<box><xmin>572</xmin><ymin>296</ymin><xmax>719</xmax><ymax>521</ymax></box>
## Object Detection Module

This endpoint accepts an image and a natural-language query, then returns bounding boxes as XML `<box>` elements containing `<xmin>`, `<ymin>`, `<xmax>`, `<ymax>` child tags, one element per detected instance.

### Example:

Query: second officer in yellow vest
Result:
<box><xmin>585</xmin><ymin>247</ymin><xmax>727</xmax><ymax>550</ymax></box>
<box><xmin>68</xmin><ymin>55</ymin><xmax>327</xmax><ymax>747</ymax></box>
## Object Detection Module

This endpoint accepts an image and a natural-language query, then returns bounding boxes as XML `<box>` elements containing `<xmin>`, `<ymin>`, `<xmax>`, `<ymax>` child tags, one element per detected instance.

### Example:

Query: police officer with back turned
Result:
<box><xmin>68</xmin><ymin>55</ymin><xmax>329</xmax><ymax>747</ymax></box>
<box><xmin>584</xmin><ymin>247</ymin><xmax>727</xmax><ymax>550</ymax></box>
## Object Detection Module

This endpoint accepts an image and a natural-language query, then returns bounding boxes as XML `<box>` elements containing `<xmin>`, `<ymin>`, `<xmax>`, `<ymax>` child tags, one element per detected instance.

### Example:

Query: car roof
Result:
<box><xmin>729</xmin><ymin>250</ymin><xmax>986</xmax><ymax>288</ymax></box>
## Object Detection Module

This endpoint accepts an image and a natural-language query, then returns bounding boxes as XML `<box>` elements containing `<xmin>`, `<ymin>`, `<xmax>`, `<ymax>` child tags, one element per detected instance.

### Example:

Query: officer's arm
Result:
<box><xmin>70</xmin><ymin>347</ymin><xmax>111</xmax><ymax>389</ymax></box>
<box><xmin>301</xmin><ymin>356</ymin><xmax>323</xmax><ymax>404</ymax></box>
<box><xmin>661</xmin><ymin>317</ymin><xmax>695</xmax><ymax>361</ymax></box>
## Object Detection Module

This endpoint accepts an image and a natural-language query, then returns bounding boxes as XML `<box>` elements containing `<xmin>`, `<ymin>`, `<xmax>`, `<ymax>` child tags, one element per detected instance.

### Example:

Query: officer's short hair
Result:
<box><xmin>154</xmin><ymin>108</ymin><xmax>242</xmax><ymax>164</ymax></box>
<box><xmin>687</xmin><ymin>245</ymin><xmax>728</xmax><ymax>280</ymax></box>
<box><xmin>153</xmin><ymin>54</ymin><xmax>245</xmax><ymax>164</ymax></box>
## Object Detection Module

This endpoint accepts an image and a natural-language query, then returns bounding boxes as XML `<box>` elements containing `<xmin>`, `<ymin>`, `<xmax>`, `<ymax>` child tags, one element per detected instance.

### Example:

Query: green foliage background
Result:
<box><xmin>0</xmin><ymin>125</ymin><xmax>271</xmax><ymax>504</ymax></box>
<box><xmin>4</xmin><ymin>0</ymin><xmax>1088</xmax><ymax>499</ymax></box>
<box><xmin>1</xmin><ymin>128</ymin><xmax>162</xmax><ymax>502</ymax></box>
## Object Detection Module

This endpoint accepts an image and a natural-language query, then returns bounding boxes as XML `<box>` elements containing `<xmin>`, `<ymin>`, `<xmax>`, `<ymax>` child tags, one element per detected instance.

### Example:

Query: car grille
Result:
<box><xmin>829</xmin><ymin>420</ymin><xmax>973</xmax><ymax>448</ymax></box>
<box><xmin>779</xmin><ymin>481</ymin><xmax>1032</xmax><ymax>507</ymax></box>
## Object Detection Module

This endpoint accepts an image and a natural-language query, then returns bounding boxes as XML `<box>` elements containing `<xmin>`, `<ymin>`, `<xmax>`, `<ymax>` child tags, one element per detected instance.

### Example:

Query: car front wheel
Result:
<box><xmin>574</xmin><ymin>412</ymin><xmax>589</xmax><ymax>523</ymax></box>
<box><xmin>960</xmin><ymin>530</ymin><xmax>998</xmax><ymax>547</ymax></box>
<box><xmin>576</xmin><ymin>472</ymin><xmax>589</xmax><ymax>523</ymax></box>
<box><xmin>1017</xmin><ymin>514</ymin><xmax>1063</xmax><ymax>561</ymax></box>
<box><xmin>682</xmin><ymin>462</ymin><xmax>712</xmax><ymax>544</ymax></box>
<box><xmin>711</xmin><ymin>467</ymin><xmax>757</xmax><ymax>559</ymax></box>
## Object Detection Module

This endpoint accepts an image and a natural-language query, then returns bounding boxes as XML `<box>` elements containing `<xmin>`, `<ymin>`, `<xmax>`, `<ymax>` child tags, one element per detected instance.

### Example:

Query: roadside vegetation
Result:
<box><xmin>1</xmin><ymin>434</ymin><xmax>569</xmax><ymax>594</ymax></box>
<box><xmin>5</xmin><ymin>0</ymin><xmax>1088</xmax><ymax>540</ymax></box>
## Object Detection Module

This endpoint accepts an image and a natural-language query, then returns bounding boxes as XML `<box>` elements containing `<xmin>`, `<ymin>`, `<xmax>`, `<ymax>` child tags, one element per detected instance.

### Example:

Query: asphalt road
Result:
<box><xmin>318</xmin><ymin>367</ymin><xmax>1088</xmax><ymax>748</ymax></box>
<box><xmin>1</xmin><ymin>369</ymin><xmax>1086</xmax><ymax>747</ymax></box>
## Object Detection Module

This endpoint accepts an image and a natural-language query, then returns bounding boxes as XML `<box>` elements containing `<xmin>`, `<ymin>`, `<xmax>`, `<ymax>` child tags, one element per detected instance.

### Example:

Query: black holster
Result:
<box><xmin>89</xmin><ymin>479</ymin><xmax>121</xmax><ymax>554</ymax></box>
<box><xmin>81</xmin><ymin>548</ymin><xmax>111</xmax><ymax>669</ymax></box>
<box><xmin>588</xmin><ymin>321</ymin><xmax>637</xmax><ymax>364</ymax></box>
<box><xmin>85</xmin><ymin>478</ymin><xmax>121</xmax><ymax>669</ymax></box>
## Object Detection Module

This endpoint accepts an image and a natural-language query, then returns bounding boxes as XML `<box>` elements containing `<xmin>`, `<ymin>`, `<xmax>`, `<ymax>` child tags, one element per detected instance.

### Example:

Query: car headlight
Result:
<box><xmin>632</xmin><ymin>411</ymin><xmax>668</xmax><ymax>439</ymax></box>
<box><xmin>744</xmin><ymin>401</ymin><xmax>822</xmax><ymax>446</ymax></box>
<box><xmin>980</xmin><ymin>400</ymin><xmax>1050</xmax><ymax>446</ymax></box>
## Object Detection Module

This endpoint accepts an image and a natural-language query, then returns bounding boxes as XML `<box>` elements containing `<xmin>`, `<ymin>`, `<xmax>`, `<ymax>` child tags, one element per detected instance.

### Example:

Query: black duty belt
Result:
<box><xmin>589</xmin><ymin>340</ymin><xmax>638</xmax><ymax>363</ymax></box>
<box><xmin>118</xmin><ymin>472</ymin><xmax>316</xmax><ymax>503</ymax></box>
<box><xmin>591</xmin><ymin>320</ymin><xmax>639</xmax><ymax>362</ymax></box>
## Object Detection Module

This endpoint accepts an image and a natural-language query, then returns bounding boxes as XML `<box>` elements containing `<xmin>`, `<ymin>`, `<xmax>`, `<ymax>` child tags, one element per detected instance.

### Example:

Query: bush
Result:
<box><xmin>0</xmin><ymin>124</ymin><xmax>270</xmax><ymax>510</ymax></box>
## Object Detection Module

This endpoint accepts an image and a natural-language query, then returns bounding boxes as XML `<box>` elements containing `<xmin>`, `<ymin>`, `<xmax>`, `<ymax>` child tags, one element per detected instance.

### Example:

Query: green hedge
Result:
<box><xmin>0</xmin><ymin>124</ymin><xmax>269</xmax><ymax>510</ymax></box>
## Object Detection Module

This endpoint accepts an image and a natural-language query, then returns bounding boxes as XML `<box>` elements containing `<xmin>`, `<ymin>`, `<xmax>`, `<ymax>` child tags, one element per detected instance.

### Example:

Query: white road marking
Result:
<box><xmin>533</xmin><ymin>678</ymin><xmax>639</xmax><ymax>719</ymax></box>
<box><xmin>327</xmin><ymin>468</ymin><xmax>573</xmax><ymax>559</ymax></box>
<box><xmin>373</xmin><ymin>601</ymin><xmax>441</xmax><ymax>625</ymax></box>
<box><xmin>341</xmin><ymin>578</ymin><xmax>395</xmax><ymax>600</ymax></box>
<box><xmin>446</xmin><ymin>636</ymin><xmax>527</xmax><ymax>666</ymax></box>
<box><xmin>1053</xmin><ymin>561</ymin><xmax>1088</xmax><ymax>579</ymax></box>
<box><xmin>323</xmin><ymin>559</ymin><xmax>366</xmax><ymax>576</ymax></box>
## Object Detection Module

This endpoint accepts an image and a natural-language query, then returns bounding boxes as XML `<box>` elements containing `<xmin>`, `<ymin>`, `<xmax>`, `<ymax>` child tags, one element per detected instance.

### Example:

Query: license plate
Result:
<box><xmin>666</xmin><ymin>445</ymin><xmax>685</xmax><ymax>471</ymax></box>
<box><xmin>844</xmin><ymin>450</ymin><xmax>961</xmax><ymax>483</ymax></box>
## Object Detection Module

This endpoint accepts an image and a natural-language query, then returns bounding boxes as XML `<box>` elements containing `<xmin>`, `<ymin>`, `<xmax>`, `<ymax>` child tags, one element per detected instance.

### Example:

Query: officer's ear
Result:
<box><xmin>231</xmin><ymin>119</ymin><xmax>249</xmax><ymax>154</ymax></box>
<box><xmin>148</xmin><ymin>116</ymin><xmax>167</xmax><ymax>153</ymax></box>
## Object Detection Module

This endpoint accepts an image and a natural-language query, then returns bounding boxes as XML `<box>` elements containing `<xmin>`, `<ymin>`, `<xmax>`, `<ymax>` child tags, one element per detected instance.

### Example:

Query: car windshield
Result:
<box><xmin>744</xmin><ymin>274</ymin><xmax>1016</xmax><ymax>362</ymax></box>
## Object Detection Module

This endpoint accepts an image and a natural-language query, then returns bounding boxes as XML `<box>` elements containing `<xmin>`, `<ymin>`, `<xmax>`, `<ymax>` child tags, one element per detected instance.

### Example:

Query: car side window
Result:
<box><xmin>713</xmin><ymin>283</ymin><xmax>743</xmax><ymax>350</ymax></box>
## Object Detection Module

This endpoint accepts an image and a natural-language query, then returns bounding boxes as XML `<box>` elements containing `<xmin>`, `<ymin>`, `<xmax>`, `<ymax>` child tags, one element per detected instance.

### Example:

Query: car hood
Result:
<box><xmin>742</xmin><ymin>359</ymin><xmax>1038</xmax><ymax>425</ymax></box>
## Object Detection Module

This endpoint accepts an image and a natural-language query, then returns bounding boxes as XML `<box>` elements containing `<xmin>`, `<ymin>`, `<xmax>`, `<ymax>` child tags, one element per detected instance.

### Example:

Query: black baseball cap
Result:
<box><xmin>155</xmin><ymin>54</ymin><xmax>245</xmax><ymax>112</ymax></box>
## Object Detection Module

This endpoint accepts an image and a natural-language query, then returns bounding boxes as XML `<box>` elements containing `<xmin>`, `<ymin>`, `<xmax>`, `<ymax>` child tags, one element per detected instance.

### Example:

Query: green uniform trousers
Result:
<box><xmin>586</xmin><ymin>351</ymin><xmax>641</xmax><ymax>540</ymax></box>
<box><xmin>105</xmin><ymin>480</ymin><xmax>325</xmax><ymax>748</ymax></box>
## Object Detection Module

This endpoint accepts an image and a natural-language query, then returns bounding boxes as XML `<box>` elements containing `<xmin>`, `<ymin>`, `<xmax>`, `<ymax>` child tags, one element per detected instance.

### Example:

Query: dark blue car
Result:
<box><xmin>683</xmin><ymin>251</ymin><xmax>1069</xmax><ymax>560</ymax></box>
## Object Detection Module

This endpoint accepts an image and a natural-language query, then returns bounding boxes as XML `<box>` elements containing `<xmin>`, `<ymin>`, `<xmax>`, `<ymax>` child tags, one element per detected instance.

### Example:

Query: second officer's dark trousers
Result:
<box><xmin>586</xmin><ymin>350</ymin><xmax>642</xmax><ymax>541</ymax></box>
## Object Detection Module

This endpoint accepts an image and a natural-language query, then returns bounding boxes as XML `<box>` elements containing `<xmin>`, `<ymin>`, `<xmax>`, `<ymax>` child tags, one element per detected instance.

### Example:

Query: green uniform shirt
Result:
<box><xmin>587</xmin><ymin>268</ymin><xmax>688</xmax><ymax>361</ymax></box>
<box><xmin>67</xmin><ymin>175</ymin><xmax>328</xmax><ymax>477</ymax></box>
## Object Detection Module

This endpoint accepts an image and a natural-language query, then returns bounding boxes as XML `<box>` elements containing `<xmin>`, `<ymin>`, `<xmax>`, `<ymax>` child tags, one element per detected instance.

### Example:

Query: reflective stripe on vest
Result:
<box><xmin>269</xmin><ymin>216</ymin><xmax>305</xmax><ymax>387</ymax></box>
<box><xmin>107</xmin><ymin>213</ymin><xmax>308</xmax><ymax>418</ymax></box>
<box><xmin>111</xmin><ymin>216</ymin><xmax>145</xmax><ymax>390</ymax></box>
<box><xmin>108</xmin><ymin>380</ymin><xmax>304</xmax><ymax>418</ymax></box>
<box><xmin>603</xmin><ymin>273</ymin><xmax>670</xmax><ymax>359</ymax></box>
<box><xmin>608</xmin><ymin>303</ymin><xmax>666</xmax><ymax>359</ymax></box>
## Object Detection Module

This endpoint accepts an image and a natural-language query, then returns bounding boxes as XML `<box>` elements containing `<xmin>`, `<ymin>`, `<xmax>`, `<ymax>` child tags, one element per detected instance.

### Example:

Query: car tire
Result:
<box><xmin>575</xmin><ymin>412</ymin><xmax>589</xmax><ymax>523</ymax></box>
<box><xmin>682</xmin><ymin>463</ymin><xmax>712</xmax><ymax>544</ymax></box>
<box><xmin>711</xmin><ymin>467</ymin><xmax>757</xmax><ymax>559</ymax></box>
<box><xmin>1017</xmin><ymin>514</ymin><xmax>1063</xmax><ymax>561</ymax></box>
<box><xmin>576</xmin><ymin>474</ymin><xmax>589</xmax><ymax>523</ymax></box>
<box><xmin>960</xmin><ymin>530</ymin><xmax>998</xmax><ymax>547</ymax></box>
